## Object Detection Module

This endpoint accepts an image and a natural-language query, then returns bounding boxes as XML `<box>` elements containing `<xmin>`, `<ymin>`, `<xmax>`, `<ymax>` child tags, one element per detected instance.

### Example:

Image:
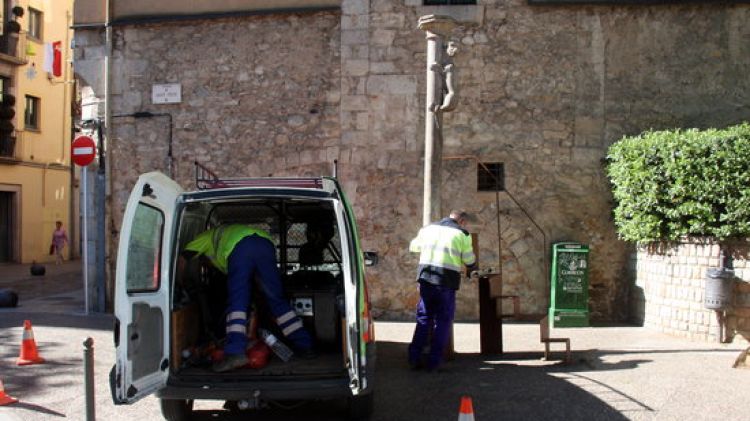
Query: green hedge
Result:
<box><xmin>606</xmin><ymin>123</ymin><xmax>750</xmax><ymax>243</ymax></box>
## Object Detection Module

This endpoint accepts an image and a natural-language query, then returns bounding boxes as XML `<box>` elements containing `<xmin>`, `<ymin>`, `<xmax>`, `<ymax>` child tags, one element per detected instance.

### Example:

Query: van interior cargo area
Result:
<box><xmin>169</xmin><ymin>198</ymin><xmax>348</xmax><ymax>379</ymax></box>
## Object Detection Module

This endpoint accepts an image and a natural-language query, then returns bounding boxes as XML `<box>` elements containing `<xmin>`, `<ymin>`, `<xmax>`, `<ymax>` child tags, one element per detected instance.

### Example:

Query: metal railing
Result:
<box><xmin>0</xmin><ymin>133</ymin><xmax>16</xmax><ymax>159</ymax></box>
<box><xmin>194</xmin><ymin>161</ymin><xmax>324</xmax><ymax>190</ymax></box>
<box><xmin>0</xmin><ymin>31</ymin><xmax>27</xmax><ymax>63</ymax></box>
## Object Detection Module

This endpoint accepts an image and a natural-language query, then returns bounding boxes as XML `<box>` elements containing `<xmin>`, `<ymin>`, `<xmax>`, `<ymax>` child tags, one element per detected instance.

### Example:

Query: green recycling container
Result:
<box><xmin>549</xmin><ymin>242</ymin><xmax>590</xmax><ymax>327</ymax></box>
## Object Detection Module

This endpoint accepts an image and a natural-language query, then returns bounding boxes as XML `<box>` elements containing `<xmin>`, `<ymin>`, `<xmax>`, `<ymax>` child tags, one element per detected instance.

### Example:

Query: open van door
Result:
<box><xmin>333</xmin><ymin>199</ymin><xmax>362</xmax><ymax>395</ymax></box>
<box><xmin>112</xmin><ymin>172</ymin><xmax>182</xmax><ymax>404</ymax></box>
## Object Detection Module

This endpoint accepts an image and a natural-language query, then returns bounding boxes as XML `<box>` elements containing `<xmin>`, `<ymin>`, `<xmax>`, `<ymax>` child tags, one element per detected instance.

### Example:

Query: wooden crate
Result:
<box><xmin>171</xmin><ymin>303</ymin><xmax>201</xmax><ymax>369</ymax></box>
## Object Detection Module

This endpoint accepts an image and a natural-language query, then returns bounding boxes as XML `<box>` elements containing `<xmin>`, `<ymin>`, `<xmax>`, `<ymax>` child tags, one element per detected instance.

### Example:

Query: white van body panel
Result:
<box><xmin>114</xmin><ymin>172</ymin><xmax>182</xmax><ymax>404</ymax></box>
<box><xmin>334</xmin><ymin>200</ymin><xmax>360</xmax><ymax>394</ymax></box>
<box><xmin>112</xmin><ymin>172</ymin><xmax>375</xmax><ymax>415</ymax></box>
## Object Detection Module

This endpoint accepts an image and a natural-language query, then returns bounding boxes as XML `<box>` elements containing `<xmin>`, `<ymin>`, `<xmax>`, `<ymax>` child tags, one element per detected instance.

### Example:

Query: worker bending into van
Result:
<box><xmin>180</xmin><ymin>224</ymin><xmax>314</xmax><ymax>372</ymax></box>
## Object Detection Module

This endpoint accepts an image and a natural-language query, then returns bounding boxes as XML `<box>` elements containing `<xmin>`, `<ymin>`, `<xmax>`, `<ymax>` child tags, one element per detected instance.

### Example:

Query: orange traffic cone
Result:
<box><xmin>458</xmin><ymin>395</ymin><xmax>475</xmax><ymax>421</ymax></box>
<box><xmin>0</xmin><ymin>379</ymin><xmax>18</xmax><ymax>406</ymax></box>
<box><xmin>17</xmin><ymin>319</ymin><xmax>45</xmax><ymax>366</ymax></box>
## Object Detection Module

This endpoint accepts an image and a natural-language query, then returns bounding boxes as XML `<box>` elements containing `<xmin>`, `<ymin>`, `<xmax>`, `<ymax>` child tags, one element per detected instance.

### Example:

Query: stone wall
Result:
<box><xmin>72</xmin><ymin>1</ymin><xmax>750</xmax><ymax>321</ymax></box>
<box><xmin>632</xmin><ymin>240</ymin><xmax>750</xmax><ymax>343</ymax></box>
<box><xmin>354</xmin><ymin>1</ymin><xmax>750</xmax><ymax>320</ymax></box>
<box><xmin>107</xmin><ymin>13</ymin><xmax>342</xmax><ymax>194</ymax></box>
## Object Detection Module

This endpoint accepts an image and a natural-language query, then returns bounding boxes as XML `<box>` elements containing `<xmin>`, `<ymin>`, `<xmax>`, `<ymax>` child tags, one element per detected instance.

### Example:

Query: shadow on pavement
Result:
<box><xmin>0</xmin><ymin>313</ymin><xmax>112</xmax><ymax>407</ymax></box>
<box><xmin>4</xmin><ymin>401</ymin><xmax>66</xmax><ymax>418</ymax></box>
<box><xmin>374</xmin><ymin>341</ymin><xmax>634</xmax><ymax>421</ymax></box>
<box><xmin>0</xmin><ymin>344</ymin><xmax>79</xmax><ymax>398</ymax></box>
<box><xmin>161</xmin><ymin>341</ymin><xmax>642</xmax><ymax>420</ymax></box>
<box><xmin>188</xmin><ymin>400</ymin><xmax>351</xmax><ymax>421</ymax></box>
<box><xmin>4</xmin><ymin>322</ymin><xmax>735</xmax><ymax>420</ymax></box>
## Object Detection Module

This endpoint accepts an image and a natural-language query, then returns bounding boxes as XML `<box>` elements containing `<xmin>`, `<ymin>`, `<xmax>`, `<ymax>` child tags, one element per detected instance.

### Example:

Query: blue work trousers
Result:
<box><xmin>224</xmin><ymin>235</ymin><xmax>312</xmax><ymax>355</ymax></box>
<box><xmin>408</xmin><ymin>280</ymin><xmax>456</xmax><ymax>370</ymax></box>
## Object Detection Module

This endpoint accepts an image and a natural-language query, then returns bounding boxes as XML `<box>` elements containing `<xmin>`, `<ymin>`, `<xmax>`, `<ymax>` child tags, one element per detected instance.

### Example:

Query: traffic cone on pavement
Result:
<box><xmin>17</xmin><ymin>319</ymin><xmax>45</xmax><ymax>365</ymax></box>
<box><xmin>458</xmin><ymin>395</ymin><xmax>475</xmax><ymax>421</ymax></box>
<box><xmin>0</xmin><ymin>379</ymin><xmax>18</xmax><ymax>406</ymax></box>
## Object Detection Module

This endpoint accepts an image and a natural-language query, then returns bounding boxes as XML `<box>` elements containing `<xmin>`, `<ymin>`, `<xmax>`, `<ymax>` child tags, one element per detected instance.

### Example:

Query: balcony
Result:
<box><xmin>0</xmin><ymin>32</ymin><xmax>27</xmax><ymax>65</ymax></box>
<box><xmin>0</xmin><ymin>133</ymin><xmax>17</xmax><ymax>162</ymax></box>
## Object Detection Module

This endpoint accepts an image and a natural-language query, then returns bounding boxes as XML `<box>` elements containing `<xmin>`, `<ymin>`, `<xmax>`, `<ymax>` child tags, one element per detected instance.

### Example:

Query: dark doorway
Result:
<box><xmin>0</xmin><ymin>191</ymin><xmax>14</xmax><ymax>262</ymax></box>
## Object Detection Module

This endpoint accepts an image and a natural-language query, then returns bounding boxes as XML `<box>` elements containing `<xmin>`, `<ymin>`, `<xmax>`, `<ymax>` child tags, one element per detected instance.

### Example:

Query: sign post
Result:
<box><xmin>72</xmin><ymin>135</ymin><xmax>96</xmax><ymax>315</ymax></box>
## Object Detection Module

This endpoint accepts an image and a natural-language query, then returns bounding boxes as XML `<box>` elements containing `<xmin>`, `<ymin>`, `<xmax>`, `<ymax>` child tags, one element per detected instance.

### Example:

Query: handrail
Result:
<box><xmin>443</xmin><ymin>154</ymin><xmax>549</xmax><ymax>292</ymax></box>
<box><xmin>0</xmin><ymin>31</ymin><xmax>28</xmax><ymax>64</ymax></box>
<box><xmin>0</xmin><ymin>134</ymin><xmax>16</xmax><ymax>159</ymax></box>
<box><xmin>194</xmin><ymin>160</ymin><xmax>225</xmax><ymax>189</ymax></box>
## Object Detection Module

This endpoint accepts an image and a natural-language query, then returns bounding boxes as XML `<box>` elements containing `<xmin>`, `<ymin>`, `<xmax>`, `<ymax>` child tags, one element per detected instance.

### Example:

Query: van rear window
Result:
<box><xmin>126</xmin><ymin>203</ymin><xmax>163</xmax><ymax>292</ymax></box>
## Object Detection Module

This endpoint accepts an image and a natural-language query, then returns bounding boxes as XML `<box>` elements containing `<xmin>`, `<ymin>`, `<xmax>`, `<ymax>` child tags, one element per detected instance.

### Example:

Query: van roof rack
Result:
<box><xmin>194</xmin><ymin>161</ymin><xmax>323</xmax><ymax>190</ymax></box>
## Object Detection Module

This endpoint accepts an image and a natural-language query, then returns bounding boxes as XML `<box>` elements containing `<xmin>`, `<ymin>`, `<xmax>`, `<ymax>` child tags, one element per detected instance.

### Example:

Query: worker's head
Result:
<box><xmin>55</xmin><ymin>221</ymin><xmax>63</xmax><ymax>229</ymax></box>
<box><xmin>449</xmin><ymin>210</ymin><xmax>472</xmax><ymax>227</ymax></box>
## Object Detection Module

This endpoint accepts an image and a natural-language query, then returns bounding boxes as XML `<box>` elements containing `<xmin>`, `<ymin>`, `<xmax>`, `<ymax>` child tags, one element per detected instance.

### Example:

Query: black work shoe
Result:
<box><xmin>212</xmin><ymin>354</ymin><xmax>248</xmax><ymax>373</ymax></box>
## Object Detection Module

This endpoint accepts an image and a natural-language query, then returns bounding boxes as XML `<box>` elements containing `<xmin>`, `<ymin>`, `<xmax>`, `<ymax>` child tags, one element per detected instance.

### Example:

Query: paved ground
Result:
<box><xmin>0</xmin><ymin>261</ymin><xmax>85</xmax><ymax>311</ymax></box>
<box><xmin>0</xmin><ymin>261</ymin><xmax>749</xmax><ymax>420</ymax></box>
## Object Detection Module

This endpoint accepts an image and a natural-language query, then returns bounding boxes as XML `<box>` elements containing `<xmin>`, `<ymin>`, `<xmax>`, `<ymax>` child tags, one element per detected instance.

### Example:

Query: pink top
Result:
<box><xmin>52</xmin><ymin>228</ymin><xmax>68</xmax><ymax>249</ymax></box>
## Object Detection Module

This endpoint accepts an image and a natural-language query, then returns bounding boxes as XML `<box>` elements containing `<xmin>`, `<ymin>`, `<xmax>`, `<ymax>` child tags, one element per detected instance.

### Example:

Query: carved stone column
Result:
<box><xmin>418</xmin><ymin>15</ymin><xmax>456</xmax><ymax>226</ymax></box>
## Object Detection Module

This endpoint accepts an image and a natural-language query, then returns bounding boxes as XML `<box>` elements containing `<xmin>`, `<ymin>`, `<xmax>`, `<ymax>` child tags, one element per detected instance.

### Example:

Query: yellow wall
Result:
<box><xmin>1</xmin><ymin>164</ymin><xmax>70</xmax><ymax>262</ymax></box>
<box><xmin>0</xmin><ymin>0</ymin><xmax>75</xmax><ymax>263</ymax></box>
<box><xmin>19</xmin><ymin>0</ymin><xmax>73</xmax><ymax>165</ymax></box>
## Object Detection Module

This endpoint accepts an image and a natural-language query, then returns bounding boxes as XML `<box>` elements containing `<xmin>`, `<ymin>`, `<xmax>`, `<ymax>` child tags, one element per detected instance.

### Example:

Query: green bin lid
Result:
<box><xmin>553</xmin><ymin>242</ymin><xmax>589</xmax><ymax>251</ymax></box>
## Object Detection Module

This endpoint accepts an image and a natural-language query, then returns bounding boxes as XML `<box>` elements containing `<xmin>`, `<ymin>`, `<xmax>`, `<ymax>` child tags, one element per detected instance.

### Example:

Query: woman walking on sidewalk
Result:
<box><xmin>51</xmin><ymin>221</ymin><xmax>68</xmax><ymax>265</ymax></box>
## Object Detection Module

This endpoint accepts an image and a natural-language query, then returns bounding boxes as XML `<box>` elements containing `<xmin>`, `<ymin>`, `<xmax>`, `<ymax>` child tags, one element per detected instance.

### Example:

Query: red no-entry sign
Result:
<box><xmin>72</xmin><ymin>135</ymin><xmax>96</xmax><ymax>167</ymax></box>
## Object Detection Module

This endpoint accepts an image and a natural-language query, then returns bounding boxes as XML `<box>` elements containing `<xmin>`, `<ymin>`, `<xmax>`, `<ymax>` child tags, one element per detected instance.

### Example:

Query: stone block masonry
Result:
<box><xmin>633</xmin><ymin>240</ymin><xmax>750</xmax><ymax>344</ymax></box>
<box><xmin>73</xmin><ymin>1</ymin><xmax>750</xmax><ymax>321</ymax></box>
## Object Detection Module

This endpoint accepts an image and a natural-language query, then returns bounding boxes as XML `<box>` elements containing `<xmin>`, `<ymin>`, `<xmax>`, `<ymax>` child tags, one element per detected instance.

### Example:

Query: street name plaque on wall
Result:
<box><xmin>152</xmin><ymin>83</ymin><xmax>182</xmax><ymax>104</ymax></box>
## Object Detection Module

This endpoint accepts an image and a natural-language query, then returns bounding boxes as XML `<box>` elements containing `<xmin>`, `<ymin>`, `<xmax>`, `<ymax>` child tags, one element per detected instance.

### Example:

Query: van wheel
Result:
<box><xmin>160</xmin><ymin>398</ymin><xmax>194</xmax><ymax>421</ymax></box>
<box><xmin>346</xmin><ymin>393</ymin><xmax>373</xmax><ymax>420</ymax></box>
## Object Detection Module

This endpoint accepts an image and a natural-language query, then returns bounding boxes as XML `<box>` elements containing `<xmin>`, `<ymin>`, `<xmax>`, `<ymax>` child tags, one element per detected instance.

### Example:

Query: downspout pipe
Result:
<box><xmin>103</xmin><ymin>0</ymin><xmax>113</xmax><ymax>311</ymax></box>
<box><xmin>64</xmin><ymin>10</ymin><xmax>73</xmax><ymax>261</ymax></box>
<box><xmin>96</xmin><ymin>120</ymin><xmax>106</xmax><ymax>312</ymax></box>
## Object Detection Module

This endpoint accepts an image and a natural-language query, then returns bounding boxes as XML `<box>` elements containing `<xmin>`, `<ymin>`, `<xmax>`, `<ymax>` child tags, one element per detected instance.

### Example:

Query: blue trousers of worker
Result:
<box><xmin>408</xmin><ymin>280</ymin><xmax>456</xmax><ymax>370</ymax></box>
<box><xmin>224</xmin><ymin>235</ymin><xmax>313</xmax><ymax>355</ymax></box>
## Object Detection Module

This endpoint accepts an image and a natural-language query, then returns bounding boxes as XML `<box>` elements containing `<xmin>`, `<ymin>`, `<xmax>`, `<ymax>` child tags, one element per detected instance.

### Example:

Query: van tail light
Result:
<box><xmin>362</xmin><ymin>280</ymin><xmax>374</xmax><ymax>343</ymax></box>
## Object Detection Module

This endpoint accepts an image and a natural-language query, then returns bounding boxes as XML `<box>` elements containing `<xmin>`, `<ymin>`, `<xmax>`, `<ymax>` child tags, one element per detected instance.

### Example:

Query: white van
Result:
<box><xmin>109</xmin><ymin>171</ymin><xmax>377</xmax><ymax>420</ymax></box>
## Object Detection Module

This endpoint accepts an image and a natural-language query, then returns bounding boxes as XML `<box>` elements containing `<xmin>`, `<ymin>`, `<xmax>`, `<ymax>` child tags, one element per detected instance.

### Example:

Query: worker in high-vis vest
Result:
<box><xmin>181</xmin><ymin>224</ymin><xmax>313</xmax><ymax>372</ymax></box>
<box><xmin>408</xmin><ymin>210</ymin><xmax>477</xmax><ymax>371</ymax></box>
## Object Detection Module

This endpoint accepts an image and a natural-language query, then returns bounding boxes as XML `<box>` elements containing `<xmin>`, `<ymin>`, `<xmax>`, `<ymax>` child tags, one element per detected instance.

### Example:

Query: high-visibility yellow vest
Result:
<box><xmin>185</xmin><ymin>225</ymin><xmax>272</xmax><ymax>274</ymax></box>
<box><xmin>410</xmin><ymin>222</ymin><xmax>475</xmax><ymax>273</ymax></box>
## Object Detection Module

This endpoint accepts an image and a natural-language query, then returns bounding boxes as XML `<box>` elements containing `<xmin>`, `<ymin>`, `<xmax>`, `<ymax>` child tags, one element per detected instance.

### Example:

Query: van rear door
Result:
<box><xmin>112</xmin><ymin>172</ymin><xmax>182</xmax><ymax>404</ymax></box>
<box><xmin>334</xmin><ymin>200</ymin><xmax>362</xmax><ymax>394</ymax></box>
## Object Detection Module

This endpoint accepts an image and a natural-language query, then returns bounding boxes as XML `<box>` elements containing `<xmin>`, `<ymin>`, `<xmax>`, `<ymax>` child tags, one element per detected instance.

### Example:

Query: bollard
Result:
<box><xmin>83</xmin><ymin>337</ymin><xmax>95</xmax><ymax>421</ymax></box>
